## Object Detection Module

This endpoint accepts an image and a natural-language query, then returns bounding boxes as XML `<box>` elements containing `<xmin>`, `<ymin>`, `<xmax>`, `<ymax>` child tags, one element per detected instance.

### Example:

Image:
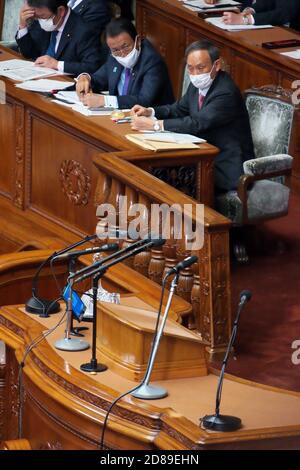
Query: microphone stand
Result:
<box><xmin>201</xmin><ymin>295</ymin><xmax>249</xmax><ymax>432</ymax></box>
<box><xmin>68</xmin><ymin>257</ymin><xmax>89</xmax><ymax>337</ymax></box>
<box><xmin>54</xmin><ymin>276</ymin><xmax>89</xmax><ymax>352</ymax></box>
<box><xmin>25</xmin><ymin>234</ymin><xmax>97</xmax><ymax>317</ymax></box>
<box><xmin>80</xmin><ymin>270</ymin><xmax>108</xmax><ymax>373</ymax></box>
<box><xmin>131</xmin><ymin>273</ymin><xmax>179</xmax><ymax>400</ymax></box>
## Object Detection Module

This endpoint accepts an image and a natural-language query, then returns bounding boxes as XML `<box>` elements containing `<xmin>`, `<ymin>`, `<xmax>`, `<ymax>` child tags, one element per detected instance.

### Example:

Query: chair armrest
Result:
<box><xmin>243</xmin><ymin>154</ymin><xmax>293</xmax><ymax>176</ymax></box>
<box><xmin>237</xmin><ymin>158</ymin><xmax>292</xmax><ymax>224</ymax></box>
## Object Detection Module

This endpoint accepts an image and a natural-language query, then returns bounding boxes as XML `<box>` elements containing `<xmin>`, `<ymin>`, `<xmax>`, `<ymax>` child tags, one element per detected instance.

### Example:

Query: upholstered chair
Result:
<box><xmin>215</xmin><ymin>86</ymin><xmax>294</xmax><ymax>263</ymax></box>
<box><xmin>0</xmin><ymin>0</ymin><xmax>23</xmax><ymax>49</ymax></box>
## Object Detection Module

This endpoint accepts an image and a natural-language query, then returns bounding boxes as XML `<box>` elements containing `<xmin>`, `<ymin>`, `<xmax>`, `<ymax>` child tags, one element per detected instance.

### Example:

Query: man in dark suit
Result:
<box><xmin>131</xmin><ymin>40</ymin><xmax>255</xmax><ymax>192</ymax></box>
<box><xmin>16</xmin><ymin>0</ymin><xmax>105</xmax><ymax>76</ymax></box>
<box><xmin>75</xmin><ymin>18</ymin><xmax>174</xmax><ymax>110</ymax></box>
<box><xmin>68</xmin><ymin>0</ymin><xmax>110</xmax><ymax>35</ymax></box>
<box><xmin>222</xmin><ymin>0</ymin><xmax>300</xmax><ymax>30</ymax></box>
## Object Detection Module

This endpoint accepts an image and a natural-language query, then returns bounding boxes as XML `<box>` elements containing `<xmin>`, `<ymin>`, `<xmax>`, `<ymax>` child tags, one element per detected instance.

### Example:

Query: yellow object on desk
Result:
<box><xmin>125</xmin><ymin>133</ymin><xmax>201</xmax><ymax>152</ymax></box>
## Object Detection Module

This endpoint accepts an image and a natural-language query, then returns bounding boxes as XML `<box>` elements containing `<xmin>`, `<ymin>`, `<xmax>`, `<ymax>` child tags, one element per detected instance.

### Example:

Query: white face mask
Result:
<box><xmin>189</xmin><ymin>63</ymin><xmax>216</xmax><ymax>90</ymax></box>
<box><xmin>113</xmin><ymin>38</ymin><xmax>141</xmax><ymax>69</ymax></box>
<box><xmin>38</xmin><ymin>16</ymin><xmax>57</xmax><ymax>32</ymax></box>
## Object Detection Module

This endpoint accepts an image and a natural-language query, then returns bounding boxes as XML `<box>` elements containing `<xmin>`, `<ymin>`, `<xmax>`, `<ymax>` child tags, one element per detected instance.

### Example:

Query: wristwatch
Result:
<box><xmin>153</xmin><ymin>121</ymin><xmax>161</xmax><ymax>132</ymax></box>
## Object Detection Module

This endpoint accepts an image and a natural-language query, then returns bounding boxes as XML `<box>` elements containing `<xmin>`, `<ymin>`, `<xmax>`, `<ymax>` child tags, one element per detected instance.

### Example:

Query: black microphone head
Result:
<box><xmin>150</xmin><ymin>238</ymin><xmax>166</xmax><ymax>247</ymax></box>
<box><xmin>240</xmin><ymin>290</ymin><xmax>252</xmax><ymax>302</ymax></box>
<box><xmin>101</xmin><ymin>243</ymin><xmax>119</xmax><ymax>251</ymax></box>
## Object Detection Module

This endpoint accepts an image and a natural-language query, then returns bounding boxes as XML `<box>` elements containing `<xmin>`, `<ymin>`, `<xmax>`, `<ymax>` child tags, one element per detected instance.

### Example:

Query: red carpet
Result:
<box><xmin>215</xmin><ymin>193</ymin><xmax>300</xmax><ymax>392</ymax></box>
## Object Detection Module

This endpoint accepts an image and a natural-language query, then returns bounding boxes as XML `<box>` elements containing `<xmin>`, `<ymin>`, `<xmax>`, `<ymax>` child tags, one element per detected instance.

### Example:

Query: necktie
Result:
<box><xmin>121</xmin><ymin>68</ymin><xmax>131</xmax><ymax>95</ymax></box>
<box><xmin>46</xmin><ymin>31</ymin><xmax>59</xmax><ymax>58</ymax></box>
<box><xmin>198</xmin><ymin>93</ymin><xmax>205</xmax><ymax>110</ymax></box>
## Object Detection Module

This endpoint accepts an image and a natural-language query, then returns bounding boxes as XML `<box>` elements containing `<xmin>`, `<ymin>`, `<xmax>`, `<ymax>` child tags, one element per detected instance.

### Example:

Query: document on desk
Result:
<box><xmin>205</xmin><ymin>17</ymin><xmax>273</xmax><ymax>31</ymax></box>
<box><xmin>141</xmin><ymin>132</ymin><xmax>206</xmax><ymax>144</ymax></box>
<box><xmin>280</xmin><ymin>49</ymin><xmax>300</xmax><ymax>59</ymax></box>
<box><xmin>182</xmin><ymin>0</ymin><xmax>241</xmax><ymax>12</ymax></box>
<box><xmin>0</xmin><ymin>59</ymin><xmax>67</xmax><ymax>81</ymax></box>
<box><xmin>15</xmin><ymin>79</ymin><xmax>73</xmax><ymax>92</ymax></box>
<box><xmin>126</xmin><ymin>133</ymin><xmax>201</xmax><ymax>151</ymax></box>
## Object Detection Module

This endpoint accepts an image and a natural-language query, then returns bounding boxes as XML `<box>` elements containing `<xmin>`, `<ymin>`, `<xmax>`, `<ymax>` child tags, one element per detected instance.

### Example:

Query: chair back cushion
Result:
<box><xmin>245</xmin><ymin>94</ymin><xmax>294</xmax><ymax>159</ymax></box>
<box><xmin>1</xmin><ymin>0</ymin><xmax>23</xmax><ymax>41</ymax></box>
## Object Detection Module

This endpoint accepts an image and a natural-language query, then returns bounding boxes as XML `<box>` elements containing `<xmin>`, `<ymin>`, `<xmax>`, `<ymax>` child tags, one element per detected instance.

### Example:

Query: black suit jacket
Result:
<box><xmin>73</xmin><ymin>0</ymin><xmax>110</xmax><ymax>35</ymax></box>
<box><xmin>253</xmin><ymin>0</ymin><xmax>300</xmax><ymax>30</ymax></box>
<box><xmin>154</xmin><ymin>72</ymin><xmax>255</xmax><ymax>192</ymax></box>
<box><xmin>16</xmin><ymin>10</ymin><xmax>105</xmax><ymax>76</ymax></box>
<box><xmin>90</xmin><ymin>39</ymin><xmax>175</xmax><ymax>109</ymax></box>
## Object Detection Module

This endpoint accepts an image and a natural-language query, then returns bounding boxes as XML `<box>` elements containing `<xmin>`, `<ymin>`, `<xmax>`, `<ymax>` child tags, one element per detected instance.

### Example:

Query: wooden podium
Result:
<box><xmin>96</xmin><ymin>300</ymin><xmax>207</xmax><ymax>381</ymax></box>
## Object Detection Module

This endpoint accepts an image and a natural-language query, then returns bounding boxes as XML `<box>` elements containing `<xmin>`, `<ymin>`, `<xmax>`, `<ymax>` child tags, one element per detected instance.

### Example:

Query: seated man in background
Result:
<box><xmin>75</xmin><ymin>18</ymin><xmax>174</xmax><ymax>110</ymax></box>
<box><xmin>131</xmin><ymin>40</ymin><xmax>255</xmax><ymax>193</ymax></box>
<box><xmin>67</xmin><ymin>0</ymin><xmax>111</xmax><ymax>35</ymax></box>
<box><xmin>16</xmin><ymin>0</ymin><xmax>105</xmax><ymax>75</ymax></box>
<box><xmin>221</xmin><ymin>0</ymin><xmax>300</xmax><ymax>30</ymax></box>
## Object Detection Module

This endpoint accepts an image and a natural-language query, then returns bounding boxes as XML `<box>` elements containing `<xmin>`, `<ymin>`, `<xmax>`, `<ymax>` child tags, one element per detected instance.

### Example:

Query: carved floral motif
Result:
<box><xmin>60</xmin><ymin>160</ymin><xmax>91</xmax><ymax>206</ymax></box>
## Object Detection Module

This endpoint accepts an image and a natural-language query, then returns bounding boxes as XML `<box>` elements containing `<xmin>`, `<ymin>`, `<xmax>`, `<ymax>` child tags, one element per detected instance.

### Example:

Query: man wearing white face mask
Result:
<box><xmin>131</xmin><ymin>40</ymin><xmax>255</xmax><ymax>193</ymax></box>
<box><xmin>75</xmin><ymin>18</ymin><xmax>174</xmax><ymax>110</ymax></box>
<box><xmin>16</xmin><ymin>0</ymin><xmax>104</xmax><ymax>75</ymax></box>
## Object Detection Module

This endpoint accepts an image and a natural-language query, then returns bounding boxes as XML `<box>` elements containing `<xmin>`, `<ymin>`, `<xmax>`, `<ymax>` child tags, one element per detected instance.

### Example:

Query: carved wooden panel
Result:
<box><xmin>0</xmin><ymin>97</ymin><xmax>14</xmax><ymax>199</ymax></box>
<box><xmin>26</xmin><ymin>113</ymin><xmax>103</xmax><ymax>235</ymax></box>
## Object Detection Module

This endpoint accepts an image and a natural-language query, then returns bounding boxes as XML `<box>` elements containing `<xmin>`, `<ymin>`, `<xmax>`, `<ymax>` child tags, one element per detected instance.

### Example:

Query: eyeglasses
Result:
<box><xmin>110</xmin><ymin>43</ymin><xmax>134</xmax><ymax>57</ymax></box>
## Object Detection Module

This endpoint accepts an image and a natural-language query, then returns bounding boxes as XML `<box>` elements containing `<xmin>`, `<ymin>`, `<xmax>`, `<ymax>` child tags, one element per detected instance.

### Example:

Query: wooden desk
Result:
<box><xmin>1</xmin><ymin>304</ymin><xmax>300</xmax><ymax>450</ymax></box>
<box><xmin>136</xmin><ymin>0</ymin><xmax>300</xmax><ymax>190</ymax></box>
<box><xmin>0</xmin><ymin>45</ymin><xmax>218</xmax><ymax>250</ymax></box>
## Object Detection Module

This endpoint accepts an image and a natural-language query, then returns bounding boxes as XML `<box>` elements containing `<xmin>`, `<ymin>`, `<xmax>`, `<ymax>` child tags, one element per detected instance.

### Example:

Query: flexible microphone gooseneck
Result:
<box><xmin>67</xmin><ymin>236</ymin><xmax>155</xmax><ymax>282</ymax></box>
<box><xmin>25</xmin><ymin>234</ymin><xmax>98</xmax><ymax>317</ymax></box>
<box><xmin>200</xmin><ymin>290</ymin><xmax>252</xmax><ymax>432</ymax></box>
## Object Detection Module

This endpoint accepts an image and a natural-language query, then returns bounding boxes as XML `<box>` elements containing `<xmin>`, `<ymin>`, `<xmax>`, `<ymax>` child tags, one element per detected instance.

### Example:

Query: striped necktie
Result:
<box><xmin>121</xmin><ymin>68</ymin><xmax>131</xmax><ymax>95</ymax></box>
<box><xmin>198</xmin><ymin>93</ymin><xmax>205</xmax><ymax>110</ymax></box>
<box><xmin>46</xmin><ymin>30</ymin><xmax>59</xmax><ymax>58</ymax></box>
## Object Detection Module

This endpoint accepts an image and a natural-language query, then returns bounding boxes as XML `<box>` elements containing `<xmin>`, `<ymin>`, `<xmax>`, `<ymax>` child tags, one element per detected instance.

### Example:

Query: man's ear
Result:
<box><xmin>215</xmin><ymin>58</ymin><xmax>222</xmax><ymax>73</ymax></box>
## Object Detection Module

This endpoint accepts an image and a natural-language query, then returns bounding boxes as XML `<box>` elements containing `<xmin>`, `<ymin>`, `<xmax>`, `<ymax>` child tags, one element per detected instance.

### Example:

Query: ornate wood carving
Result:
<box><xmin>13</xmin><ymin>103</ymin><xmax>25</xmax><ymax>209</ymax></box>
<box><xmin>152</xmin><ymin>166</ymin><xmax>197</xmax><ymax>199</ymax></box>
<box><xmin>60</xmin><ymin>160</ymin><xmax>91</xmax><ymax>206</ymax></box>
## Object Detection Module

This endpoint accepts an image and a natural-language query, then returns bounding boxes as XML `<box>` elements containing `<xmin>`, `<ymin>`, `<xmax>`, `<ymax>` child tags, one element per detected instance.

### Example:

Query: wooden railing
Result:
<box><xmin>93</xmin><ymin>152</ymin><xmax>232</xmax><ymax>358</ymax></box>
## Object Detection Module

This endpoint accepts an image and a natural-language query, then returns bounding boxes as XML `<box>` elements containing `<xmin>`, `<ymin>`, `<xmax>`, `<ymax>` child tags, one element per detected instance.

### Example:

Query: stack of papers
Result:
<box><xmin>15</xmin><ymin>79</ymin><xmax>73</xmax><ymax>92</ymax></box>
<box><xmin>0</xmin><ymin>59</ymin><xmax>67</xmax><ymax>81</ymax></box>
<box><xmin>52</xmin><ymin>91</ymin><xmax>112</xmax><ymax>116</ymax></box>
<box><xmin>181</xmin><ymin>0</ymin><xmax>241</xmax><ymax>12</ymax></box>
<box><xmin>126</xmin><ymin>132</ymin><xmax>206</xmax><ymax>151</ymax></box>
<box><xmin>205</xmin><ymin>16</ymin><xmax>273</xmax><ymax>31</ymax></box>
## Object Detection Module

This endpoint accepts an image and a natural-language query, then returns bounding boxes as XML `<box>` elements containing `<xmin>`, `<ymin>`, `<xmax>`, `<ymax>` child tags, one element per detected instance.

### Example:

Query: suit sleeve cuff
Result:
<box><xmin>17</xmin><ymin>27</ymin><xmax>28</xmax><ymax>39</ymax></box>
<box><xmin>57</xmin><ymin>61</ymin><xmax>64</xmax><ymax>73</ymax></box>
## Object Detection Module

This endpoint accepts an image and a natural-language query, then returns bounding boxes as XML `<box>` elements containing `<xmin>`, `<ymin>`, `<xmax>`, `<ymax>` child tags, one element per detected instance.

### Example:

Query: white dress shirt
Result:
<box><xmin>17</xmin><ymin>8</ymin><xmax>71</xmax><ymax>72</ymax></box>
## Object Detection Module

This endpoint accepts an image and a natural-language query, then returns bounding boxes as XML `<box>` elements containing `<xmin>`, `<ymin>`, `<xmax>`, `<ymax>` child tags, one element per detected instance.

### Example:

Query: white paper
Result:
<box><xmin>205</xmin><ymin>16</ymin><xmax>273</xmax><ymax>31</ymax></box>
<box><xmin>55</xmin><ymin>90</ymin><xmax>81</xmax><ymax>104</ymax></box>
<box><xmin>280</xmin><ymin>49</ymin><xmax>300</xmax><ymax>59</ymax></box>
<box><xmin>15</xmin><ymin>79</ymin><xmax>73</xmax><ymax>92</ymax></box>
<box><xmin>0</xmin><ymin>58</ymin><xmax>69</xmax><ymax>81</ymax></box>
<box><xmin>141</xmin><ymin>132</ymin><xmax>206</xmax><ymax>144</ymax></box>
<box><xmin>72</xmin><ymin>103</ymin><xmax>112</xmax><ymax>116</ymax></box>
<box><xmin>182</xmin><ymin>0</ymin><xmax>241</xmax><ymax>11</ymax></box>
<box><xmin>0</xmin><ymin>59</ymin><xmax>32</xmax><ymax>71</ymax></box>
<box><xmin>181</xmin><ymin>0</ymin><xmax>240</xmax><ymax>6</ymax></box>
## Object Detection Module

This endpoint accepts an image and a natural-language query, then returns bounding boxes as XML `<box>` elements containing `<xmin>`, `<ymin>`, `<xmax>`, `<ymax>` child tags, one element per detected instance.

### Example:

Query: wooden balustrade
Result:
<box><xmin>93</xmin><ymin>152</ymin><xmax>232</xmax><ymax>357</ymax></box>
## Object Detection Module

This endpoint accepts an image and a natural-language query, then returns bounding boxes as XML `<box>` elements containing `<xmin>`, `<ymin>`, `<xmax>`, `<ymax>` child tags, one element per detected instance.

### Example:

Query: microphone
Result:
<box><xmin>52</xmin><ymin>243</ymin><xmax>118</xmax><ymax>261</ymax></box>
<box><xmin>239</xmin><ymin>290</ymin><xmax>252</xmax><ymax>304</ymax></box>
<box><xmin>68</xmin><ymin>236</ymin><xmax>158</xmax><ymax>281</ymax></box>
<box><xmin>201</xmin><ymin>289</ymin><xmax>252</xmax><ymax>432</ymax></box>
<box><xmin>72</xmin><ymin>238</ymin><xmax>165</xmax><ymax>284</ymax></box>
<box><xmin>25</xmin><ymin>234</ymin><xmax>97</xmax><ymax>317</ymax></box>
<box><xmin>165</xmin><ymin>256</ymin><xmax>198</xmax><ymax>276</ymax></box>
